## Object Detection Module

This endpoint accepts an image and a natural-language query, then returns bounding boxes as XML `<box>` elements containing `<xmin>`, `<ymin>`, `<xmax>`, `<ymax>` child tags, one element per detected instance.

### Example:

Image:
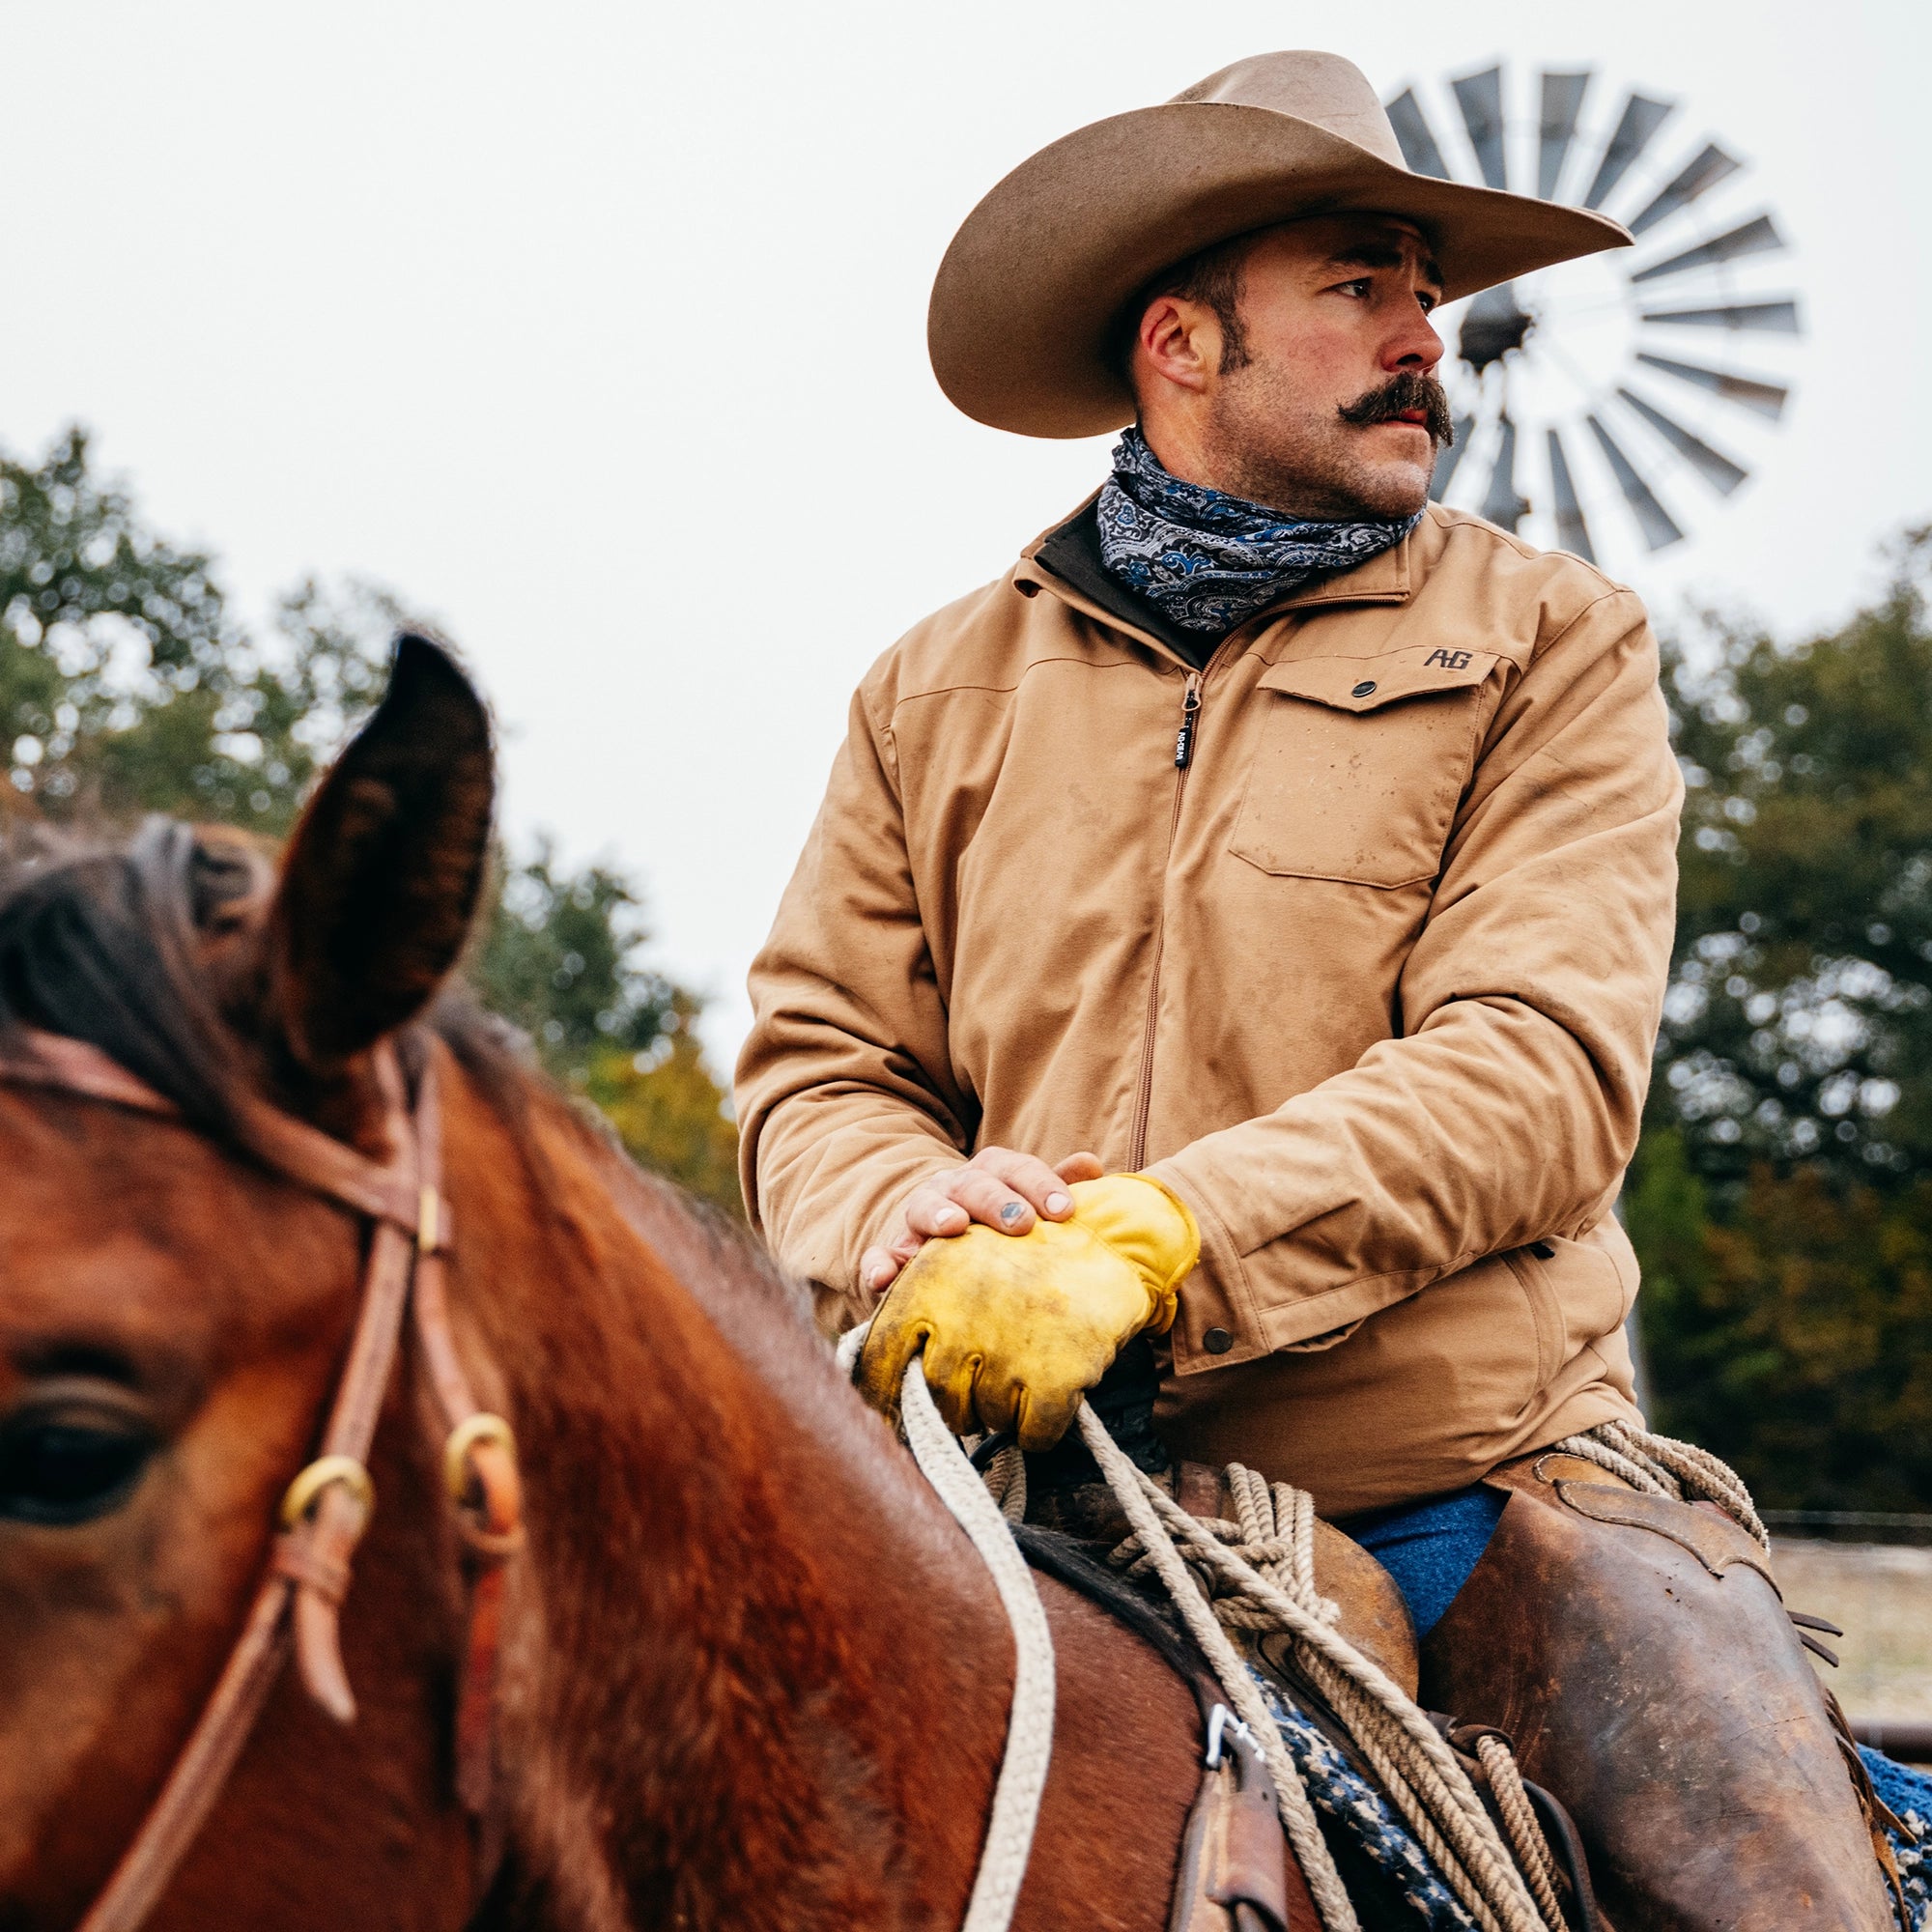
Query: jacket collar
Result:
<box><xmin>1018</xmin><ymin>493</ymin><xmax>1419</xmax><ymax>665</ymax></box>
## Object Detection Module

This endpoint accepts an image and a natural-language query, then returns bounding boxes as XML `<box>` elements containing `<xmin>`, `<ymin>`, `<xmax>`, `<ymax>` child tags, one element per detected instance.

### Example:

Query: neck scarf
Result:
<box><xmin>1095</xmin><ymin>426</ymin><xmax>1422</xmax><ymax>636</ymax></box>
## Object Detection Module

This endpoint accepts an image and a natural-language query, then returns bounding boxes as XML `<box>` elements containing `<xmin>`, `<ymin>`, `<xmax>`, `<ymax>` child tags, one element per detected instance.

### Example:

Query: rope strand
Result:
<box><xmin>1103</xmin><ymin>1454</ymin><xmax>1556</xmax><ymax>1932</ymax></box>
<box><xmin>1554</xmin><ymin>1419</ymin><xmax>1770</xmax><ymax>1550</ymax></box>
<box><xmin>1073</xmin><ymin>1407</ymin><xmax>1364</xmax><ymax>1932</ymax></box>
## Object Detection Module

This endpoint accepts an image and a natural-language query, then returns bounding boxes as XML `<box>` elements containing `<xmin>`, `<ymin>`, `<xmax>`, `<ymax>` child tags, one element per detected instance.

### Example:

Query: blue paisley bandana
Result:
<box><xmin>1096</xmin><ymin>426</ymin><xmax>1422</xmax><ymax>637</ymax></box>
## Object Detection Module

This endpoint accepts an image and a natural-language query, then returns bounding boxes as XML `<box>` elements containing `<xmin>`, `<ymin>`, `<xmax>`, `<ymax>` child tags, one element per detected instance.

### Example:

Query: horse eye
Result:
<box><xmin>0</xmin><ymin>1418</ymin><xmax>156</xmax><ymax>1524</ymax></box>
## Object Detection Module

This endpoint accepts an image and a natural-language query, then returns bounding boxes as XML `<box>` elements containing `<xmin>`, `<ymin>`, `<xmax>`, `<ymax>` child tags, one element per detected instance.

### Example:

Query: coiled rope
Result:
<box><xmin>1074</xmin><ymin>1410</ymin><xmax>1553</xmax><ymax>1932</ymax></box>
<box><xmin>1553</xmin><ymin>1418</ymin><xmax>1770</xmax><ymax>1550</ymax></box>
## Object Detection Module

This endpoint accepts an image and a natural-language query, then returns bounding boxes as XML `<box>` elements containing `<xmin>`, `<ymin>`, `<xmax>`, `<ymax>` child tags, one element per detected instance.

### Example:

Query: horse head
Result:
<box><xmin>0</xmin><ymin>639</ymin><xmax>1208</xmax><ymax>1932</ymax></box>
<box><xmin>0</xmin><ymin>638</ymin><xmax>507</xmax><ymax>1924</ymax></box>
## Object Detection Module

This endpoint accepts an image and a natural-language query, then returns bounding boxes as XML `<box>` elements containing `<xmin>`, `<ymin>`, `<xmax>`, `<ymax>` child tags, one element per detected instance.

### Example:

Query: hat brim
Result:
<box><xmin>928</xmin><ymin>100</ymin><xmax>1632</xmax><ymax>439</ymax></box>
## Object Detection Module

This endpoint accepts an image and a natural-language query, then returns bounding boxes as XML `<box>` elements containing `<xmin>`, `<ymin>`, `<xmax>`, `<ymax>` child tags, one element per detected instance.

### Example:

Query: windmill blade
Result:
<box><xmin>1618</xmin><ymin>387</ymin><xmax>1748</xmax><ymax>495</ymax></box>
<box><xmin>1635</xmin><ymin>352</ymin><xmax>1789</xmax><ymax>420</ymax></box>
<box><xmin>1451</xmin><ymin>66</ymin><xmax>1509</xmax><ymax>189</ymax></box>
<box><xmin>1538</xmin><ymin>71</ymin><xmax>1591</xmax><ymax>200</ymax></box>
<box><xmin>1546</xmin><ymin>429</ymin><xmax>1597</xmax><ymax>563</ymax></box>
<box><xmin>1639</xmin><ymin>299</ymin><xmax>1802</xmax><ymax>333</ymax></box>
<box><xmin>1630</xmin><ymin>213</ymin><xmax>1785</xmax><ymax>282</ymax></box>
<box><xmin>1581</xmin><ymin>92</ymin><xmax>1674</xmax><ymax>210</ymax></box>
<box><xmin>1480</xmin><ymin>414</ymin><xmax>1531</xmax><ymax>531</ymax></box>
<box><xmin>1628</xmin><ymin>143</ymin><xmax>1743</xmax><ymax>236</ymax></box>
<box><xmin>1429</xmin><ymin>414</ymin><xmax>1477</xmax><ymax>499</ymax></box>
<box><xmin>1385</xmin><ymin>88</ymin><xmax>1452</xmax><ymax>179</ymax></box>
<box><xmin>1586</xmin><ymin>414</ymin><xmax>1684</xmax><ymax>550</ymax></box>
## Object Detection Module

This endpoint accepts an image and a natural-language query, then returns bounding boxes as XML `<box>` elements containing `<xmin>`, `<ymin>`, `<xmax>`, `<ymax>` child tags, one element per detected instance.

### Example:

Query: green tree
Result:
<box><xmin>470</xmin><ymin>841</ymin><xmax>741</xmax><ymax>1212</ymax></box>
<box><xmin>1628</xmin><ymin>1131</ymin><xmax>1932</xmax><ymax>1510</ymax></box>
<box><xmin>470</xmin><ymin>841</ymin><xmax>678</xmax><ymax>1079</ymax></box>
<box><xmin>1629</xmin><ymin>529</ymin><xmax>1932</xmax><ymax>1506</ymax></box>
<box><xmin>1655</xmin><ymin>527</ymin><xmax>1932</xmax><ymax>1182</ymax></box>
<box><xmin>584</xmin><ymin>1014</ymin><xmax>742</xmax><ymax>1216</ymax></box>
<box><xmin>0</xmin><ymin>425</ymin><xmax>740</xmax><ymax>1213</ymax></box>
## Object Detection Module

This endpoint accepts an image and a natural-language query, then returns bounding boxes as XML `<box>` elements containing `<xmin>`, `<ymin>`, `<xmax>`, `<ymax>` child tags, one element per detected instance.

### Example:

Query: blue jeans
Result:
<box><xmin>1336</xmin><ymin>1485</ymin><xmax>1508</xmax><ymax>1638</ymax></box>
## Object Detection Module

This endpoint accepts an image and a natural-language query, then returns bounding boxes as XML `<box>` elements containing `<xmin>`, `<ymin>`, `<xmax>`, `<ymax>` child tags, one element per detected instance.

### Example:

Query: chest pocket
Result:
<box><xmin>1228</xmin><ymin>645</ymin><xmax>1502</xmax><ymax>889</ymax></box>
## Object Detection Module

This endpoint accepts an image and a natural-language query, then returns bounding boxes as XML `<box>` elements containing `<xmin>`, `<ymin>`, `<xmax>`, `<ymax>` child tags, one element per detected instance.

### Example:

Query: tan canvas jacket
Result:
<box><xmin>736</xmin><ymin>502</ymin><xmax>1682</xmax><ymax>1514</ymax></box>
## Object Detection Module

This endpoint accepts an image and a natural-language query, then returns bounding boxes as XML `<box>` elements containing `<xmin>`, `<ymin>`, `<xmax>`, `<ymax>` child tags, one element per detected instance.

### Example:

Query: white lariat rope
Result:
<box><xmin>837</xmin><ymin>1321</ymin><xmax>1057</xmax><ymax>1932</ymax></box>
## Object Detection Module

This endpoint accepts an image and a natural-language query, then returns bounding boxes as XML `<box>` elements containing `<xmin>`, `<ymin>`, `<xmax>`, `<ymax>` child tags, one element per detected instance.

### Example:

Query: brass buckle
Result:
<box><xmin>279</xmin><ymin>1453</ymin><xmax>376</xmax><ymax>1529</ymax></box>
<box><xmin>443</xmin><ymin>1412</ymin><xmax>517</xmax><ymax>1505</ymax></box>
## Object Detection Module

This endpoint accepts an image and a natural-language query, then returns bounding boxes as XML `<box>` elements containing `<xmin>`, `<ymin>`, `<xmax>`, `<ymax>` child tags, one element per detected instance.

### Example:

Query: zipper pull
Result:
<box><xmin>1174</xmin><ymin>672</ymin><xmax>1203</xmax><ymax>769</ymax></box>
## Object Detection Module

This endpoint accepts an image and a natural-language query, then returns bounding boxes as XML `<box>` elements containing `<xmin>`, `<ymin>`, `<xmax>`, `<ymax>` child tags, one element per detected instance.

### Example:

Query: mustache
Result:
<box><xmin>1336</xmin><ymin>373</ymin><xmax>1456</xmax><ymax>445</ymax></box>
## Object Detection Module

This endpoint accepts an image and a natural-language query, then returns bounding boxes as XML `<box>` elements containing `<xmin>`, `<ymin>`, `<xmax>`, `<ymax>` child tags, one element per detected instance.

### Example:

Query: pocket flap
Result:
<box><xmin>1258</xmin><ymin>645</ymin><xmax>1502</xmax><ymax>712</ymax></box>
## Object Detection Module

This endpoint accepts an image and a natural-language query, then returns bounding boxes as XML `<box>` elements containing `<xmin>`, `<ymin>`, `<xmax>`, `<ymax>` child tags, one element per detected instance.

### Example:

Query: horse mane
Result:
<box><xmin>0</xmin><ymin>817</ymin><xmax>266</xmax><ymax>1132</ymax></box>
<box><xmin>0</xmin><ymin>814</ymin><xmax>807</xmax><ymax>1328</ymax></box>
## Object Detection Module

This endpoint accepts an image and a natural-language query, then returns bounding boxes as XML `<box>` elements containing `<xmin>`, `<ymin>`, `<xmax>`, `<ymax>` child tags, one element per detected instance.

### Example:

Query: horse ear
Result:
<box><xmin>266</xmin><ymin>633</ymin><xmax>496</xmax><ymax>1070</ymax></box>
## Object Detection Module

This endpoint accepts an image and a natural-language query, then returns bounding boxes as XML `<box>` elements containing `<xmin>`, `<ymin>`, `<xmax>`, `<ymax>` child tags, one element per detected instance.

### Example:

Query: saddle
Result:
<box><xmin>1026</xmin><ymin>1452</ymin><xmax>1633</xmax><ymax>1931</ymax></box>
<box><xmin>1013</xmin><ymin>1346</ymin><xmax>1897</xmax><ymax>1932</ymax></box>
<box><xmin>1015</xmin><ymin>1461</ymin><xmax>1418</xmax><ymax>1932</ymax></box>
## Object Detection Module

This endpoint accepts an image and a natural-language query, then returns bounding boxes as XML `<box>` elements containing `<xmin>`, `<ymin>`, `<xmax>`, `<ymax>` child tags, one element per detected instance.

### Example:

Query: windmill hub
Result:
<box><xmin>1457</xmin><ymin>282</ymin><xmax>1537</xmax><ymax>374</ymax></box>
<box><xmin>1385</xmin><ymin>61</ymin><xmax>1801</xmax><ymax>561</ymax></box>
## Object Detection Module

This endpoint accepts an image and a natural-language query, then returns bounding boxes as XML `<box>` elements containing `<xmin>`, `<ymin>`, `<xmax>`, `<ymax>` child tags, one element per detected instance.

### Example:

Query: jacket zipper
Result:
<box><xmin>1173</xmin><ymin>673</ymin><xmax>1203</xmax><ymax>769</ymax></box>
<box><xmin>1128</xmin><ymin>667</ymin><xmax>1207</xmax><ymax>1170</ymax></box>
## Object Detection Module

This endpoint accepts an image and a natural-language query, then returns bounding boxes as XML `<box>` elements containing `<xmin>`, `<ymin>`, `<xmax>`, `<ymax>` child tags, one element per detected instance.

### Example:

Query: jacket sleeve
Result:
<box><xmin>1147</xmin><ymin>587</ymin><xmax>1684</xmax><ymax>1373</ymax></box>
<box><xmin>734</xmin><ymin>680</ymin><xmax>971</xmax><ymax>1314</ymax></box>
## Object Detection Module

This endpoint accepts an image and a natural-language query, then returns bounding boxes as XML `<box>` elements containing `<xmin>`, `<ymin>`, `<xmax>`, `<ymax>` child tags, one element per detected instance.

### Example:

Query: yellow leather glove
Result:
<box><xmin>857</xmin><ymin>1173</ymin><xmax>1201</xmax><ymax>1452</ymax></box>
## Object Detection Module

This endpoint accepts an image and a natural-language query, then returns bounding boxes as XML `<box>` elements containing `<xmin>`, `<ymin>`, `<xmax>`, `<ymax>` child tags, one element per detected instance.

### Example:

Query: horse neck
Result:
<box><xmin>441</xmin><ymin>1065</ymin><xmax>1017</xmax><ymax>1930</ymax></box>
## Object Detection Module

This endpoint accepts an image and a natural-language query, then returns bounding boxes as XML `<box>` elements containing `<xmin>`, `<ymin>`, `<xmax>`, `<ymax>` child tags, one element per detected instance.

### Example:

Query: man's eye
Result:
<box><xmin>0</xmin><ymin>1418</ymin><xmax>156</xmax><ymax>1524</ymax></box>
<box><xmin>1418</xmin><ymin>293</ymin><xmax>1439</xmax><ymax>313</ymax></box>
<box><xmin>1340</xmin><ymin>278</ymin><xmax>1374</xmax><ymax>298</ymax></box>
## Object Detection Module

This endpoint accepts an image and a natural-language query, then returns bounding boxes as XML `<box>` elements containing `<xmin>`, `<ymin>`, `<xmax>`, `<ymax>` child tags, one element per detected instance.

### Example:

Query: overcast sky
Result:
<box><xmin>6</xmin><ymin>0</ymin><xmax>1925</xmax><ymax>1068</ymax></box>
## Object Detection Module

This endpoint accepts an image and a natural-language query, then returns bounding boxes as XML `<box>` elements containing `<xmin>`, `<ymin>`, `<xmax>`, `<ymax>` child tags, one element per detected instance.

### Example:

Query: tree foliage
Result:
<box><xmin>0</xmin><ymin>426</ymin><xmax>740</xmax><ymax>1212</ymax></box>
<box><xmin>471</xmin><ymin>841</ymin><xmax>681</xmax><ymax>1079</ymax></box>
<box><xmin>1628</xmin><ymin>1131</ymin><xmax>1932</xmax><ymax>1510</ymax></box>
<box><xmin>0</xmin><ymin>430</ymin><xmax>396</xmax><ymax>831</ymax></box>
<box><xmin>1632</xmin><ymin>530</ymin><xmax>1932</xmax><ymax>1505</ymax></box>
<box><xmin>1656</xmin><ymin>529</ymin><xmax>1932</xmax><ymax>1179</ymax></box>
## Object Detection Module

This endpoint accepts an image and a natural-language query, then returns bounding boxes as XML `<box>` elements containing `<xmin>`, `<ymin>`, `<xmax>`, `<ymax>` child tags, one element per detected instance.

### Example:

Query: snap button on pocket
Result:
<box><xmin>1203</xmin><ymin>1326</ymin><xmax>1234</xmax><ymax>1354</ymax></box>
<box><xmin>1228</xmin><ymin>646</ymin><xmax>1500</xmax><ymax>889</ymax></box>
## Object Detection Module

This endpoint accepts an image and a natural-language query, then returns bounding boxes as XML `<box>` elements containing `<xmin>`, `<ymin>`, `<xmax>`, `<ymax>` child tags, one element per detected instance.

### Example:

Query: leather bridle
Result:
<box><xmin>0</xmin><ymin>1027</ymin><xmax>524</xmax><ymax>1932</ymax></box>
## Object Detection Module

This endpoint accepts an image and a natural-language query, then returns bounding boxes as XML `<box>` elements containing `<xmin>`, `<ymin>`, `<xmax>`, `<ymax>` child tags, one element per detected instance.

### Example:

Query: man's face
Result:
<box><xmin>1135</xmin><ymin>213</ymin><xmax>1451</xmax><ymax>521</ymax></box>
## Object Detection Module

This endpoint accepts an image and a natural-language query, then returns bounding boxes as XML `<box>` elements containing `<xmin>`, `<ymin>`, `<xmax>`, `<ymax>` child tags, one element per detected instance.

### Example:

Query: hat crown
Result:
<box><xmin>1169</xmin><ymin>50</ymin><xmax>1406</xmax><ymax>169</ymax></box>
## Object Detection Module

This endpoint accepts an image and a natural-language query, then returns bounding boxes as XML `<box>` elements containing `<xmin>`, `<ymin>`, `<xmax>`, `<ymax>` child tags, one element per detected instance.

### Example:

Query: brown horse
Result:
<box><xmin>0</xmin><ymin>639</ymin><xmax>1284</xmax><ymax>1931</ymax></box>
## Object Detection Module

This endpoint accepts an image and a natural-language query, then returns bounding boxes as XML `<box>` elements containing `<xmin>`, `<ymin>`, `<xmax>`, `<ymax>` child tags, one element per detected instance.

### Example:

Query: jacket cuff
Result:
<box><xmin>1143</xmin><ymin>1158</ymin><xmax>1267</xmax><ymax>1374</ymax></box>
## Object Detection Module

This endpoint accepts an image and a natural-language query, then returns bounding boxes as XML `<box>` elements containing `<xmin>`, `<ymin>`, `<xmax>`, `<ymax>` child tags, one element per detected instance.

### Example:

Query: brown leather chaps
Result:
<box><xmin>1422</xmin><ymin>1452</ymin><xmax>1895</xmax><ymax>1931</ymax></box>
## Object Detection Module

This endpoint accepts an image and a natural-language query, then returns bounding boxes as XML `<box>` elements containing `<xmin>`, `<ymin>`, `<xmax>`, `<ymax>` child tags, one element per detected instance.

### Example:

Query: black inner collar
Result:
<box><xmin>1033</xmin><ymin>500</ymin><xmax>1212</xmax><ymax>670</ymax></box>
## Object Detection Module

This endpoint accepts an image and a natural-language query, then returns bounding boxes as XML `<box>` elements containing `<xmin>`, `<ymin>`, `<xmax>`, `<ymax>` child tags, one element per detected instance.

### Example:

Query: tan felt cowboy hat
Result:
<box><xmin>928</xmin><ymin>49</ymin><xmax>1632</xmax><ymax>440</ymax></box>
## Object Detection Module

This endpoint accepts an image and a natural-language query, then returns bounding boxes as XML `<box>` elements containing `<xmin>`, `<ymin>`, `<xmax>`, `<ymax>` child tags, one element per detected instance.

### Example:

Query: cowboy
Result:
<box><xmin>736</xmin><ymin>53</ymin><xmax>1893</xmax><ymax>1926</ymax></box>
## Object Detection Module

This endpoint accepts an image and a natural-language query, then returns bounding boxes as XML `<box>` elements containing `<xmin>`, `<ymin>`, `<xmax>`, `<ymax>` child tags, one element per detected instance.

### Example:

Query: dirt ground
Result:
<box><xmin>1773</xmin><ymin>1538</ymin><xmax>1932</xmax><ymax>1723</ymax></box>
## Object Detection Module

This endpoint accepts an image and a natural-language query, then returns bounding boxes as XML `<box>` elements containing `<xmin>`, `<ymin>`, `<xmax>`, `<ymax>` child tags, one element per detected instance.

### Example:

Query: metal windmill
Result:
<box><xmin>1383</xmin><ymin>64</ymin><xmax>1802</xmax><ymax>566</ymax></box>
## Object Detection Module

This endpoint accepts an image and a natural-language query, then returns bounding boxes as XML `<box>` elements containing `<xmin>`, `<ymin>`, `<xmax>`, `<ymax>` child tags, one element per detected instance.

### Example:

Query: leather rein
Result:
<box><xmin>1</xmin><ymin>1027</ymin><xmax>523</xmax><ymax>1932</ymax></box>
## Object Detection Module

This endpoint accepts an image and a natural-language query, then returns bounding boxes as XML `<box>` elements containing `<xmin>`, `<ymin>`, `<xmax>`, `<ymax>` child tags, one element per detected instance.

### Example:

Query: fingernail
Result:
<box><xmin>865</xmin><ymin>1264</ymin><xmax>889</xmax><ymax>1292</ymax></box>
<box><xmin>1000</xmin><ymin>1201</ymin><xmax>1026</xmax><ymax>1227</ymax></box>
<box><xmin>1046</xmin><ymin>1191</ymin><xmax>1072</xmax><ymax>1215</ymax></box>
<box><xmin>939</xmin><ymin>1207</ymin><xmax>967</xmax><ymax>1231</ymax></box>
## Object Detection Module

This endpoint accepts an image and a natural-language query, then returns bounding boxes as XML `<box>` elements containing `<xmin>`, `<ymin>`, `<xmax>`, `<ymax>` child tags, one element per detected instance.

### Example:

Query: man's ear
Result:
<box><xmin>1135</xmin><ymin>296</ymin><xmax>1218</xmax><ymax>397</ymax></box>
<box><xmin>265</xmin><ymin>633</ymin><xmax>495</xmax><ymax>1070</ymax></box>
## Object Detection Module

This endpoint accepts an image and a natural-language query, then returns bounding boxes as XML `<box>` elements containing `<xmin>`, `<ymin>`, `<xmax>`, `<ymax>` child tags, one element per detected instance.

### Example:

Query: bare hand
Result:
<box><xmin>859</xmin><ymin>1147</ymin><xmax>1105</xmax><ymax>1301</ymax></box>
